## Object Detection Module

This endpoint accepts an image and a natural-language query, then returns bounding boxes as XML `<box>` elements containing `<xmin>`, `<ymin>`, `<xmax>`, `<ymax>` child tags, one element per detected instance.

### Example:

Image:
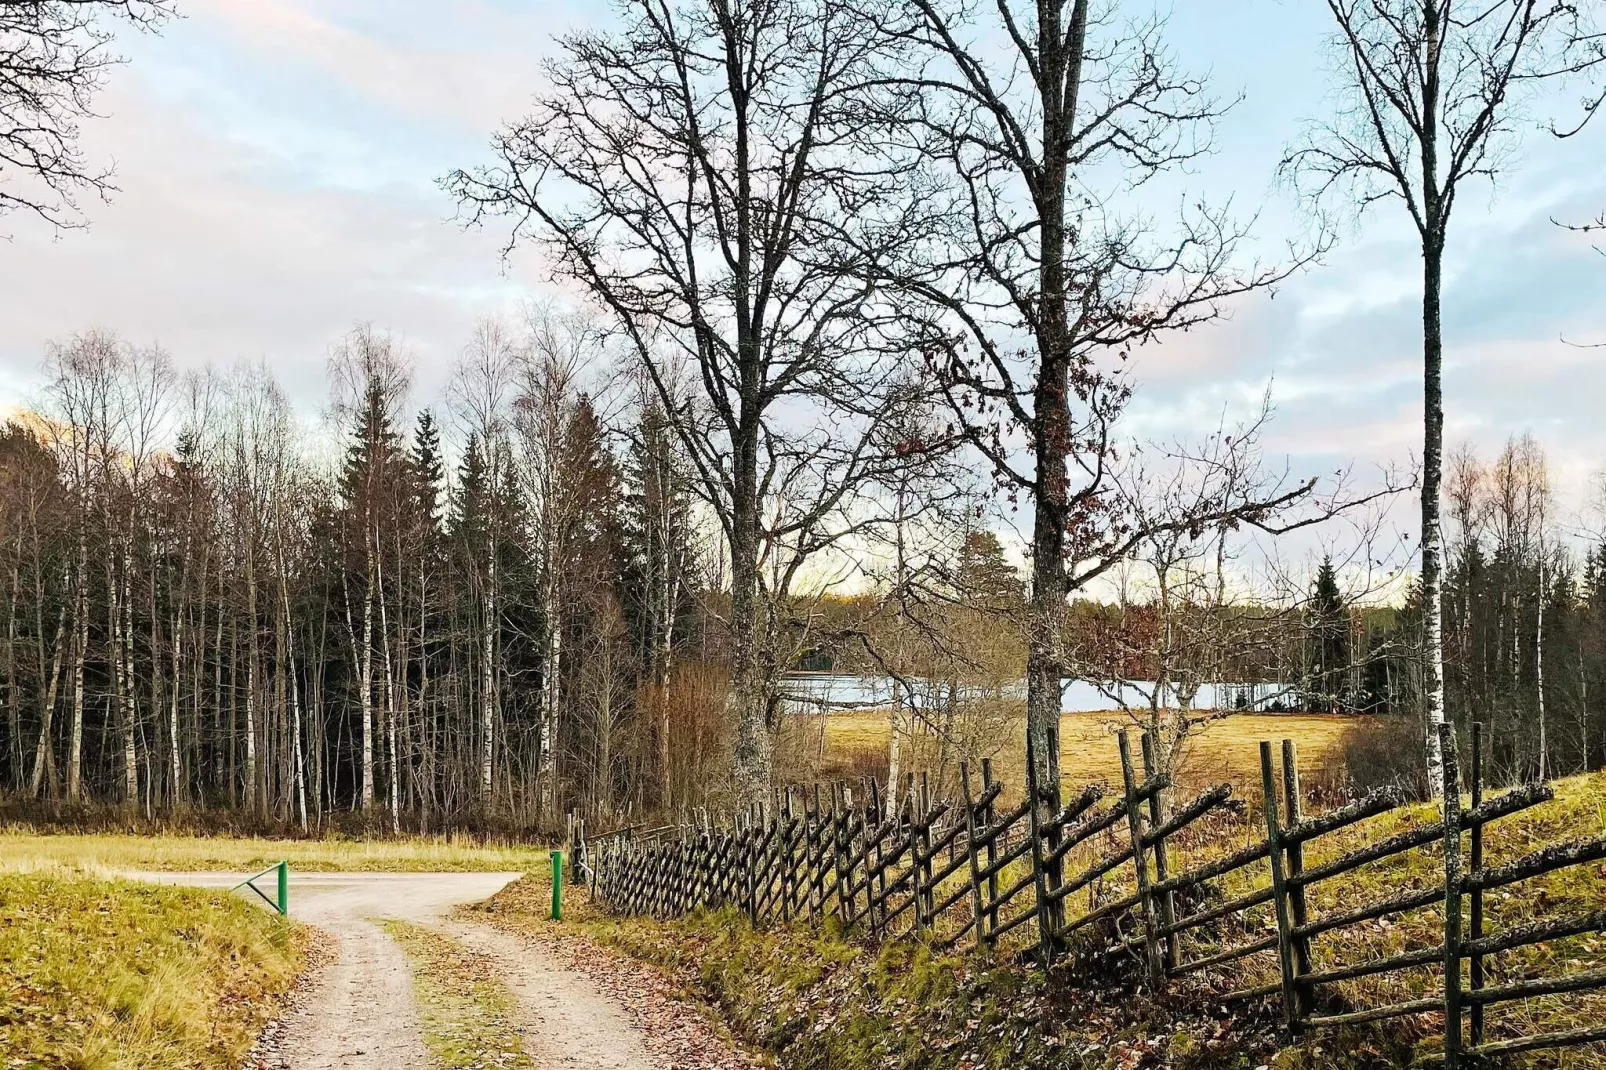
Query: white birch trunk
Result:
<box><xmin>479</xmin><ymin>543</ymin><xmax>496</xmax><ymax>804</ymax></box>
<box><xmin>30</xmin><ymin>605</ymin><xmax>67</xmax><ymax>798</ymax></box>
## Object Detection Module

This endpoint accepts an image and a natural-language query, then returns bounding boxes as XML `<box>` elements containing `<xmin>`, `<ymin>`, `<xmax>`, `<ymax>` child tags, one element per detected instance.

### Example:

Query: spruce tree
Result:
<box><xmin>1308</xmin><ymin>556</ymin><xmax>1349</xmax><ymax>712</ymax></box>
<box><xmin>410</xmin><ymin>410</ymin><xmax>445</xmax><ymax>530</ymax></box>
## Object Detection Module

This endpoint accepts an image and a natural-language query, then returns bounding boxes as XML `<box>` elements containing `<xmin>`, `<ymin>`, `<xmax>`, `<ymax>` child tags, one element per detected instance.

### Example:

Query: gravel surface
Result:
<box><xmin>464</xmin><ymin>918</ymin><xmax>766</xmax><ymax>1070</ymax></box>
<box><xmin>135</xmin><ymin>871</ymin><xmax>517</xmax><ymax>1069</ymax></box>
<box><xmin>132</xmin><ymin>871</ymin><xmax>759</xmax><ymax>1070</ymax></box>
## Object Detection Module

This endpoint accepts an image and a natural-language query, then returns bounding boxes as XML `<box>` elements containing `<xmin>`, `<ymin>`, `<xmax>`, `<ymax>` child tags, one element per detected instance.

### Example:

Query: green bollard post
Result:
<box><xmin>550</xmin><ymin>850</ymin><xmax>564</xmax><ymax>921</ymax></box>
<box><xmin>277</xmin><ymin>861</ymin><xmax>289</xmax><ymax>917</ymax></box>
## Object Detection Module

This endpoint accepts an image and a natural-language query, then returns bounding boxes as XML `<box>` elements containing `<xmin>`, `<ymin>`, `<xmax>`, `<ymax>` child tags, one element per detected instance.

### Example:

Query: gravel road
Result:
<box><xmin>136</xmin><ymin>871</ymin><xmax>518</xmax><ymax>1069</ymax></box>
<box><xmin>132</xmin><ymin>870</ymin><xmax>753</xmax><ymax>1070</ymax></box>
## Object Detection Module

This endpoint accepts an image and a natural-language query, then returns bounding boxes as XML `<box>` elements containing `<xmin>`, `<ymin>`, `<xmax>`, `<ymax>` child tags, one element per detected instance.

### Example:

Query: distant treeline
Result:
<box><xmin>1</xmin><ymin>324</ymin><xmax>1596</xmax><ymax>830</ymax></box>
<box><xmin>0</xmin><ymin>321</ymin><xmax>725</xmax><ymax>830</ymax></box>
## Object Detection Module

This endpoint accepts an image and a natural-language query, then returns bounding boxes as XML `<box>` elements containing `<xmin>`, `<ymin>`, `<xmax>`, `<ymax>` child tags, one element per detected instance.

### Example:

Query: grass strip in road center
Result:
<box><xmin>382</xmin><ymin>919</ymin><xmax>534</xmax><ymax>1070</ymax></box>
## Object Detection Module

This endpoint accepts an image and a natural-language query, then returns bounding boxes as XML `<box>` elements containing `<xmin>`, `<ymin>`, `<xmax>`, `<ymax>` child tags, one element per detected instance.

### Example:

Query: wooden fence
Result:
<box><xmin>588</xmin><ymin>724</ymin><xmax>1606</xmax><ymax>1067</ymax></box>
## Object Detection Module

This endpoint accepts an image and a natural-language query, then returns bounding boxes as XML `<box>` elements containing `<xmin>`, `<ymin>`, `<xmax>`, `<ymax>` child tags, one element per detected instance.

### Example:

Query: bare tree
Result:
<box><xmin>1286</xmin><ymin>0</ymin><xmax>1597</xmax><ymax>794</ymax></box>
<box><xmin>447</xmin><ymin>317</ymin><xmax>518</xmax><ymax>808</ymax></box>
<box><xmin>865</xmin><ymin>0</ymin><xmax>1322</xmax><ymax>936</ymax></box>
<box><xmin>329</xmin><ymin>325</ymin><xmax>413</xmax><ymax>817</ymax></box>
<box><xmin>42</xmin><ymin>329</ymin><xmax>124</xmax><ymax>800</ymax></box>
<box><xmin>511</xmin><ymin>305</ymin><xmax>611</xmax><ymax>819</ymax></box>
<box><xmin>1078</xmin><ymin>401</ymin><xmax>1403</xmax><ymax>780</ymax></box>
<box><xmin>0</xmin><ymin>1</ymin><xmax>175</xmax><ymax>228</ymax></box>
<box><xmin>447</xmin><ymin>0</ymin><xmax>937</xmax><ymax>805</ymax></box>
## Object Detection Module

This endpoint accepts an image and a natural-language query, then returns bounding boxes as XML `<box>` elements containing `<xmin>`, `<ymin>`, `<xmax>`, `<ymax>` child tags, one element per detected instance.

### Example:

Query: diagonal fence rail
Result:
<box><xmin>589</xmin><ymin>724</ymin><xmax>1606</xmax><ymax>1066</ymax></box>
<box><xmin>231</xmin><ymin>860</ymin><xmax>289</xmax><ymax>916</ymax></box>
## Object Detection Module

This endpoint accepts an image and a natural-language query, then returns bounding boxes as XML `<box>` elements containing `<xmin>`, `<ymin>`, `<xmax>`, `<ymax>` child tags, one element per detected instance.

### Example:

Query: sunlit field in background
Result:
<box><xmin>813</xmin><ymin>709</ymin><xmax>1363</xmax><ymax>793</ymax></box>
<box><xmin>0</xmin><ymin>832</ymin><xmax>550</xmax><ymax>875</ymax></box>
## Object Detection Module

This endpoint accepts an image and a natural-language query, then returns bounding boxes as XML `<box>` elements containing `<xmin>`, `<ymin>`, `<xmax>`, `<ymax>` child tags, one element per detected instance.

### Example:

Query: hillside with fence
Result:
<box><xmin>584</xmin><ymin>723</ymin><xmax>1606</xmax><ymax>1067</ymax></box>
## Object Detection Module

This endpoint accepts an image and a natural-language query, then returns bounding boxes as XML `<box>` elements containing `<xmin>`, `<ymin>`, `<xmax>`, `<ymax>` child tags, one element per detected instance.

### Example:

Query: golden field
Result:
<box><xmin>0</xmin><ymin>830</ymin><xmax>550</xmax><ymax>875</ymax></box>
<box><xmin>811</xmin><ymin>708</ymin><xmax>1363</xmax><ymax>792</ymax></box>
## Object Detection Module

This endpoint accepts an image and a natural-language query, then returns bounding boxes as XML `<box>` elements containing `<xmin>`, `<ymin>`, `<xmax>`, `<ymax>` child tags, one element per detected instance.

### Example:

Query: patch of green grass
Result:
<box><xmin>0</xmin><ymin>831</ymin><xmax>550</xmax><ymax>874</ymax></box>
<box><xmin>0</xmin><ymin>870</ymin><xmax>304</xmax><ymax>1070</ymax></box>
<box><xmin>1169</xmin><ymin>769</ymin><xmax>1606</xmax><ymax>1068</ymax></box>
<box><xmin>381</xmin><ymin>920</ymin><xmax>533</xmax><ymax>1070</ymax></box>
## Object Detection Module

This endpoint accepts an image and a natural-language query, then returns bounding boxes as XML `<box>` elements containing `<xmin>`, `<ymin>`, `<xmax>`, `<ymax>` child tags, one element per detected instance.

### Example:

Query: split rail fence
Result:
<box><xmin>590</xmin><ymin>724</ymin><xmax>1606</xmax><ymax>1066</ymax></box>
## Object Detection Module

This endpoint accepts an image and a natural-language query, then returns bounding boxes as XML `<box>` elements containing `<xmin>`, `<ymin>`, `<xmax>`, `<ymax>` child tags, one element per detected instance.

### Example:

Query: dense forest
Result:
<box><xmin>0</xmin><ymin>320</ymin><xmax>719</xmax><ymax>829</ymax></box>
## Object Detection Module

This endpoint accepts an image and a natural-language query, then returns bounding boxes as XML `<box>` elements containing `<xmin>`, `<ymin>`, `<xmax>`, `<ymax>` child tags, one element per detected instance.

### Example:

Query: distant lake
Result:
<box><xmin>779</xmin><ymin>673</ymin><xmax>1291</xmax><ymax>714</ymax></box>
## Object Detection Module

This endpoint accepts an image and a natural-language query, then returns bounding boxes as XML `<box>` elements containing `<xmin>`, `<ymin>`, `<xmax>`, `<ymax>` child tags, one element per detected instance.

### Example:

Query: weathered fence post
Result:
<box><xmin>1442</xmin><ymin>722</ymin><xmax>1465</xmax><ymax>1070</ymax></box>
<box><xmin>1468</xmin><ymin>721</ymin><xmax>1485</xmax><ymax>1050</ymax></box>
<box><xmin>848</xmin><ymin>785</ymin><xmax>864</xmax><ymax>925</ymax></box>
<box><xmin>1140</xmin><ymin>732</ymin><xmax>1178</xmax><ymax>976</ymax></box>
<box><xmin>868</xmin><ymin>778</ymin><xmax>887</xmax><ymax>936</ymax></box>
<box><xmin>841</xmin><ymin>780</ymin><xmax>854</xmax><ymax>918</ymax></box>
<box><xmin>809</xmin><ymin>785</ymin><xmax>825</xmax><ymax>921</ymax></box>
<box><xmin>1259</xmin><ymin>740</ymin><xmax>1300</xmax><ymax>1036</ymax></box>
<box><xmin>905</xmin><ymin>776</ymin><xmax>926</xmax><ymax>931</ymax></box>
<box><xmin>918</xmin><ymin>772</ymin><xmax>937</xmax><ymax>925</ymax></box>
<box><xmin>1280</xmin><ymin>739</ymin><xmax>1314</xmax><ymax>1020</ymax></box>
<box><xmin>747</xmin><ymin>805</ymin><xmax>762</xmax><ymax>922</ymax></box>
<box><xmin>781</xmin><ymin>789</ymin><xmax>796</xmax><ymax>923</ymax></box>
<box><xmin>981</xmin><ymin>758</ymin><xmax>999</xmax><ymax>936</ymax></box>
<box><xmin>961</xmin><ymin>762</ymin><xmax>988</xmax><ymax>950</ymax></box>
<box><xmin>1119</xmin><ymin>731</ymin><xmax>1164</xmax><ymax>991</ymax></box>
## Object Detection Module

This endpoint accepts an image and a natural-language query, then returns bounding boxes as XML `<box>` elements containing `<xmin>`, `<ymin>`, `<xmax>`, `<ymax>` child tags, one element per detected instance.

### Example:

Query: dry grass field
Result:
<box><xmin>0</xmin><ymin>869</ymin><xmax>305</xmax><ymax>1070</ymax></box>
<box><xmin>0</xmin><ymin>830</ymin><xmax>552</xmax><ymax>875</ymax></box>
<box><xmin>813</xmin><ymin>708</ymin><xmax>1363</xmax><ymax>792</ymax></box>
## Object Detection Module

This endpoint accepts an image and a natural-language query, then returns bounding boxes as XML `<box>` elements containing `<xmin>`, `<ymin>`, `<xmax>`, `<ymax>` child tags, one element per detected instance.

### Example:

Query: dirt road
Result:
<box><xmin>135</xmin><ymin>871</ymin><xmax>750</xmax><ymax>1070</ymax></box>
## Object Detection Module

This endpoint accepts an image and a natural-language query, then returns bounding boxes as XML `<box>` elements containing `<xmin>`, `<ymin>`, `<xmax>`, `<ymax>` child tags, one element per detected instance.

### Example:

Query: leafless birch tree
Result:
<box><xmin>1286</xmin><ymin>0</ymin><xmax>1598</xmax><ymax>795</ymax></box>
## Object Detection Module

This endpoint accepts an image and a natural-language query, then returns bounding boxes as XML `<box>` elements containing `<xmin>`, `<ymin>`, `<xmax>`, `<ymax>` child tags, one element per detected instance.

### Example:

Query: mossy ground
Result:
<box><xmin>381</xmin><ymin>920</ymin><xmax>533</xmax><ymax>1070</ymax></box>
<box><xmin>0</xmin><ymin>869</ymin><xmax>305</xmax><ymax>1070</ymax></box>
<box><xmin>482</xmin><ymin>870</ymin><xmax>1278</xmax><ymax>1070</ymax></box>
<box><xmin>1199</xmin><ymin>769</ymin><xmax>1606</xmax><ymax>1067</ymax></box>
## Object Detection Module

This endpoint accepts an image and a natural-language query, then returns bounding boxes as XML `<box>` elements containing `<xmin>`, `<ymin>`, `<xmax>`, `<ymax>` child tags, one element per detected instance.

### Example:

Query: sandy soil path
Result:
<box><xmin>449</xmin><ymin>920</ymin><xmax>657</xmax><ymax>1069</ymax></box>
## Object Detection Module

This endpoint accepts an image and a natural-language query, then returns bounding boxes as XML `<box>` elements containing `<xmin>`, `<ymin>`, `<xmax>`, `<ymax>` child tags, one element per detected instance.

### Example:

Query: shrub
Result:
<box><xmin>1339</xmin><ymin>714</ymin><xmax>1430</xmax><ymax>800</ymax></box>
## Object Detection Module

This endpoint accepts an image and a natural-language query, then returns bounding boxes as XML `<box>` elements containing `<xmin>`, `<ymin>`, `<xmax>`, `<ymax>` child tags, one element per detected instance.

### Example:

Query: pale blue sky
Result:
<box><xmin>0</xmin><ymin>0</ymin><xmax>1603</xmax><ymax>518</ymax></box>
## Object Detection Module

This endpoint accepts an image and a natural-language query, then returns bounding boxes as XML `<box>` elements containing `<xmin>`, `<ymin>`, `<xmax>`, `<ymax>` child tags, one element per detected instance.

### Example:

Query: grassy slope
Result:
<box><xmin>1213</xmin><ymin>768</ymin><xmax>1606</xmax><ymax>1066</ymax></box>
<box><xmin>488</xmin><ymin>873</ymin><xmax>1243</xmax><ymax>1070</ymax></box>
<box><xmin>815</xmin><ymin>710</ymin><xmax>1358</xmax><ymax>793</ymax></box>
<box><xmin>0</xmin><ymin>870</ymin><xmax>305</xmax><ymax>1070</ymax></box>
<box><xmin>0</xmin><ymin>830</ymin><xmax>550</xmax><ymax>873</ymax></box>
<box><xmin>486</xmin><ymin>769</ymin><xmax>1606</xmax><ymax>1070</ymax></box>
